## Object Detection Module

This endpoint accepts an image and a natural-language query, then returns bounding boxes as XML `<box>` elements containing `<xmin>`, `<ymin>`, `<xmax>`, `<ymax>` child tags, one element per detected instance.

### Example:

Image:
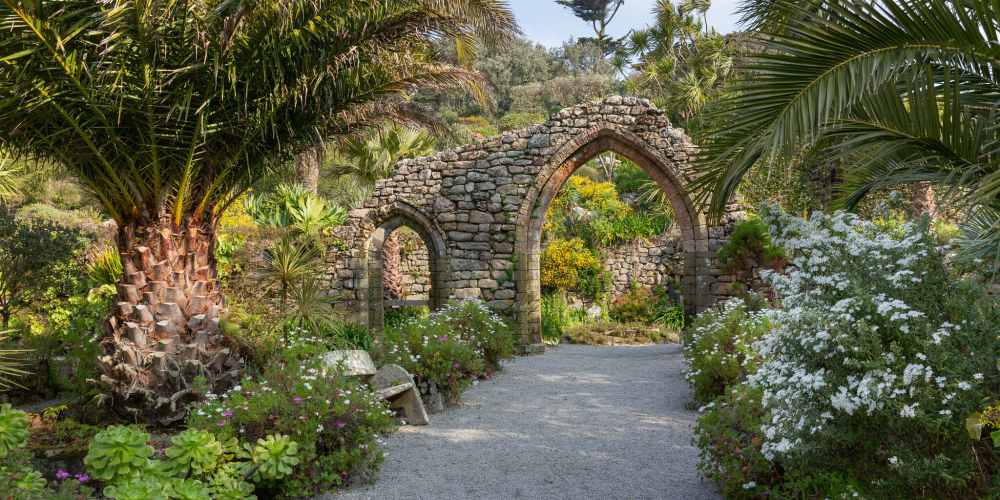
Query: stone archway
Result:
<box><xmin>513</xmin><ymin>127</ymin><xmax>708</xmax><ymax>349</ymax></box>
<box><xmin>357</xmin><ymin>203</ymin><xmax>450</xmax><ymax>335</ymax></box>
<box><xmin>325</xmin><ymin>97</ymin><xmax>734</xmax><ymax>349</ymax></box>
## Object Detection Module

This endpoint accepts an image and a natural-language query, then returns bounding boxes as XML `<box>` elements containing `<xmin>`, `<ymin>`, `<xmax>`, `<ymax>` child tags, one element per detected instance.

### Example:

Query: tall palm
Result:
<box><xmin>624</xmin><ymin>0</ymin><xmax>732</xmax><ymax>133</ymax></box>
<box><xmin>693</xmin><ymin>0</ymin><xmax>1000</xmax><ymax>267</ymax></box>
<box><xmin>328</xmin><ymin>126</ymin><xmax>437</xmax><ymax>298</ymax></box>
<box><xmin>0</xmin><ymin>0</ymin><xmax>516</xmax><ymax>424</ymax></box>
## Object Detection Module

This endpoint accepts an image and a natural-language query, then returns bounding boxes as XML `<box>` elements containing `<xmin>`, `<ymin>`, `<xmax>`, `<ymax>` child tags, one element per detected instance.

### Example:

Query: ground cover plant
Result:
<box><xmin>688</xmin><ymin>207</ymin><xmax>1000</xmax><ymax>498</ymax></box>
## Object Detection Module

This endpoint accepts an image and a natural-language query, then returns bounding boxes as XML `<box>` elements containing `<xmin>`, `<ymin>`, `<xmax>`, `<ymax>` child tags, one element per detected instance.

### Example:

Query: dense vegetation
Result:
<box><xmin>0</xmin><ymin>0</ymin><xmax>997</xmax><ymax>498</ymax></box>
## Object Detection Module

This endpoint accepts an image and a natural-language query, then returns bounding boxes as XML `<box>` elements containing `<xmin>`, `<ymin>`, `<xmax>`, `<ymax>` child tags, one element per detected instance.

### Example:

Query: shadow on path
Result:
<box><xmin>330</xmin><ymin>343</ymin><xmax>720</xmax><ymax>500</ymax></box>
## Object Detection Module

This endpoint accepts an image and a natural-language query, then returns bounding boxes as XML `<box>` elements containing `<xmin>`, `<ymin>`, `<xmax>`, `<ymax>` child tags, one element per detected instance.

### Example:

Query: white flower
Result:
<box><xmin>888</xmin><ymin>456</ymin><xmax>898</xmax><ymax>466</ymax></box>
<box><xmin>742</xmin><ymin>482</ymin><xmax>757</xmax><ymax>490</ymax></box>
<box><xmin>900</xmin><ymin>403</ymin><xmax>918</xmax><ymax>418</ymax></box>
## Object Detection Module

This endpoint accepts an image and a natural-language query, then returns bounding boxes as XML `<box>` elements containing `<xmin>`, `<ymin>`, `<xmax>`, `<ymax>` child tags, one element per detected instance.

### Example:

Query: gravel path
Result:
<box><xmin>333</xmin><ymin>343</ymin><xmax>719</xmax><ymax>500</ymax></box>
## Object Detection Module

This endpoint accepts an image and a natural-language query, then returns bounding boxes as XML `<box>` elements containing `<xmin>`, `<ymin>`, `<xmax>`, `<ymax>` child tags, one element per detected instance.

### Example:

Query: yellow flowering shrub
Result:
<box><xmin>540</xmin><ymin>238</ymin><xmax>601</xmax><ymax>291</ymax></box>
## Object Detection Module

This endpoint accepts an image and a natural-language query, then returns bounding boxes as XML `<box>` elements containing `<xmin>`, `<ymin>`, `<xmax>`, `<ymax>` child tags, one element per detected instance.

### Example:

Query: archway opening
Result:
<box><xmin>516</xmin><ymin>130</ymin><xmax>705</xmax><ymax>349</ymax></box>
<box><xmin>382</xmin><ymin>226</ymin><xmax>433</xmax><ymax>328</ymax></box>
<box><xmin>364</xmin><ymin>211</ymin><xmax>448</xmax><ymax>336</ymax></box>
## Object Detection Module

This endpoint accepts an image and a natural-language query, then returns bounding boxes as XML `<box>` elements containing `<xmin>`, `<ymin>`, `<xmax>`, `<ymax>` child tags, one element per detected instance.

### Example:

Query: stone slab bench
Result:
<box><xmin>322</xmin><ymin>350</ymin><xmax>429</xmax><ymax>425</ymax></box>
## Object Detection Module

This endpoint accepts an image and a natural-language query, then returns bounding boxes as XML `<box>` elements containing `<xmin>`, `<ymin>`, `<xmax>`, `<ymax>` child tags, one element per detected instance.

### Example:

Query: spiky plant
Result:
<box><xmin>0</xmin><ymin>0</ymin><xmax>516</xmax><ymax>424</ymax></box>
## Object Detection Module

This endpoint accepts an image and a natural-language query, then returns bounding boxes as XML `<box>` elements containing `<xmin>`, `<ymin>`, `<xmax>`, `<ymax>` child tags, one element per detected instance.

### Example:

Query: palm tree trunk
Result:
<box><xmin>909</xmin><ymin>182</ymin><xmax>937</xmax><ymax>218</ymax></box>
<box><xmin>383</xmin><ymin>231</ymin><xmax>404</xmax><ymax>301</ymax></box>
<box><xmin>296</xmin><ymin>144</ymin><xmax>323</xmax><ymax>194</ymax></box>
<box><xmin>96</xmin><ymin>216</ymin><xmax>241</xmax><ymax>425</ymax></box>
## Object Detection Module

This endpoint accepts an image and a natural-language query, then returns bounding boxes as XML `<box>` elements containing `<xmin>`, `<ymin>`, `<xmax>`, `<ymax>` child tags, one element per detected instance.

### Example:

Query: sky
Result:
<box><xmin>508</xmin><ymin>0</ymin><xmax>743</xmax><ymax>48</ymax></box>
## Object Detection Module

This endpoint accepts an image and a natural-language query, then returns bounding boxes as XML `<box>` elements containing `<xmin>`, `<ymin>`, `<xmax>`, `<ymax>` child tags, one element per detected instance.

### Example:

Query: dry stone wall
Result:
<box><xmin>602</xmin><ymin>232</ymin><xmax>685</xmax><ymax>297</ymax></box>
<box><xmin>323</xmin><ymin>96</ymin><xmax>739</xmax><ymax>347</ymax></box>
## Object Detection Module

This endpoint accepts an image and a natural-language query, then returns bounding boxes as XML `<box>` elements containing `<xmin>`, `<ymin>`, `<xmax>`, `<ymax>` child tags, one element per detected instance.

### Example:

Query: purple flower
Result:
<box><xmin>437</xmin><ymin>335</ymin><xmax>448</xmax><ymax>342</ymax></box>
<box><xmin>335</xmin><ymin>420</ymin><xmax>347</xmax><ymax>429</ymax></box>
<box><xmin>217</xmin><ymin>419</ymin><xmax>227</xmax><ymax>427</ymax></box>
<box><xmin>75</xmin><ymin>473</ymin><xmax>90</xmax><ymax>483</ymax></box>
<box><xmin>292</xmin><ymin>396</ymin><xmax>303</xmax><ymax>404</ymax></box>
<box><xmin>453</xmin><ymin>362</ymin><xmax>461</xmax><ymax>369</ymax></box>
<box><xmin>222</xmin><ymin>410</ymin><xmax>234</xmax><ymax>417</ymax></box>
<box><xmin>55</xmin><ymin>469</ymin><xmax>70</xmax><ymax>480</ymax></box>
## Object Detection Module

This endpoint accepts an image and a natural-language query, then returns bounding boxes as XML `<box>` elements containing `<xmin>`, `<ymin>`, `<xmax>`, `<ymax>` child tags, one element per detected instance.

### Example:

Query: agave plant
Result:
<box><xmin>0</xmin><ymin>0</ymin><xmax>516</xmax><ymax>424</ymax></box>
<box><xmin>694</xmin><ymin>0</ymin><xmax>1000</xmax><ymax>269</ymax></box>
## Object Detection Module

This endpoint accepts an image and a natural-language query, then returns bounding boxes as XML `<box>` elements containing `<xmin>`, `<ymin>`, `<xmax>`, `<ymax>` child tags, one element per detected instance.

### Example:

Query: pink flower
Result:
<box><xmin>217</xmin><ymin>419</ymin><xmax>227</xmax><ymax>427</ymax></box>
<box><xmin>335</xmin><ymin>420</ymin><xmax>347</xmax><ymax>429</ymax></box>
<box><xmin>453</xmin><ymin>362</ymin><xmax>461</xmax><ymax>369</ymax></box>
<box><xmin>55</xmin><ymin>469</ymin><xmax>70</xmax><ymax>480</ymax></box>
<box><xmin>292</xmin><ymin>396</ymin><xmax>303</xmax><ymax>404</ymax></box>
<box><xmin>222</xmin><ymin>410</ymin><xmax>234</xmax><ymax>417</ymax></box>
<box><xmin>75</xmin><ymin>473</ymin><xmax>90</xmax><ymax>483</ymax></box>
<box><xmin>438</xmin><ymin>335</ymin><xmax>448</xmax><ymax>341</ymax></box>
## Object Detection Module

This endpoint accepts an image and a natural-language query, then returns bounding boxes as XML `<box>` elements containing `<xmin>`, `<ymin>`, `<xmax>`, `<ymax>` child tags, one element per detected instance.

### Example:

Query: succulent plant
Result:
<box><xmin>0</xmin><ymin>404</ymin><xmax>28</xmax><ymax>459</ymax></box>
<box><xmin>84</xmin><ymin>425</ymin><xmax>154</xmax><ymax>484</ymax></box>
<box><xmin>165</xmin><ymin>429</ymin><xmax>224</xmax><ymax>477</ymax></box>
<box><xmin>248</xmin><ymin>434</ymin><xmax>299</xmax><ymax>481</ymax></box>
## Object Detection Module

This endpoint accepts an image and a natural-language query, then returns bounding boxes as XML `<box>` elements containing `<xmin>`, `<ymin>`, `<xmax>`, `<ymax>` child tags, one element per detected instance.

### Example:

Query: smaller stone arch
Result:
<box><xmin>358</xmin><ymin>202</ymin><xmax>450</xmax><ymax>335</ymax></box>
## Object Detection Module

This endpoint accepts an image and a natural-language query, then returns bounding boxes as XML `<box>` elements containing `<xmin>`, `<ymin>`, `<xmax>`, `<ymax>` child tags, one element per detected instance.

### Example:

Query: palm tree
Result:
<box><xmin>327</xmin><ymin>126</ymin><xmax>437</xmax><ymax>299</ymax></box>
<box><xmin>0</xmin><ymin>0</ymin><xmax>516</xmax><ymax>424</ymax></box>
<box><xmin>693</xmin><ymin>0</ymin><xmax>1000</xmax><ymax>263</ymax></box>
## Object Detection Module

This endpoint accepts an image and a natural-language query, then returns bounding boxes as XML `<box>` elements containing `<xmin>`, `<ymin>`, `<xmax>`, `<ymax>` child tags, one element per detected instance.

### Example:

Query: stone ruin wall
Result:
<box><xmin>320</xmin><ymin>96</ymin><xmax>743</xmax><ymax>345</ymax></box>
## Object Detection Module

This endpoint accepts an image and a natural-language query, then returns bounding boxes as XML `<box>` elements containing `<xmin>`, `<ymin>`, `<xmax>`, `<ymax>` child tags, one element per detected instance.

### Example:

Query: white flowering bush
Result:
<box><xmin>684</xmin><ymin>295</ymin><xmax>770</xmax><ymax>403</ymax></box>
<box><xmin>742</xmin><ymin>206</ymin><xmax>1000</xmax><ymax>496</ymax></box>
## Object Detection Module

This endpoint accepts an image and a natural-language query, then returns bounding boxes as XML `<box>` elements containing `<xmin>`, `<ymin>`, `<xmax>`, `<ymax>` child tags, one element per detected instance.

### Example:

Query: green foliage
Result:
<box><xmin>693</xmin><ymin>385</ymin><xmax>782</xmax><ymax>498</ymax></box>
<box><xmin>0</xmin><ymin>333</ymin><xmax>29</xmax><ymax>391</ymax></box>
<box><xmin>0</xmin><ymin>204</ymin><xmax>83</xmax><ymax>328</ymax></box>
<box><xmin>609</xmin><ymin>285</ymin><xmax>684</xmax><ymax>328</ymax></box>
<box><xmin>716</xmin><ymin>217</ymin><xmax>785</xmax><ymax>277</ymax></box>
<box><xmin>622</xmin><ymin>0</ymin><xmax>732</xmax><ymax>134</ymax></box>
<box><xmin>0</xmin><ymin>403</ymin><xmax>29</xmax><ymax>459</ymax></box>
<box><xmin>385</xmin><ymin>305</ymin><xmax>430</xmax><ymax>331</ymax></box>
<box><xmin>84</xmin><ymin>425</ymin><xmax>155</xmax><ymax>484</ymax></box>
<box><xmin>378</xmin><ymin>300</ymin><xmax>514</xmax><ymax>402</ymax></box>
<box><xmin>0</xmin><ymin>0</ymin><xmax>515</xmax><ymax>229</ymax></box>
<box><xmin>84</xmin><ymin>244</ymin><xmax>123</xmax><ymax>287</ymax></box>
<box><xmin>245</xmin><ymin>184</ymin><xmax>346</xmax><ymax>242</ymax></box>
<box><xmin>498</xmin><ymin>111</ymin><xmax>546</xmax><ymax>131</ymax></box>
<box><xmin>694</xmin><ymin>0</ymin><xmax>1000</xmax><ymax>267</ymax></box>
<box><xmin>683</xmin><ymin>297</ymin><xmax>770</xmax><ymax>404</ymax></box>
<box><xmin>187</xmin><ymin>346</ymin><xmax>395</xmax><ymax>497</ymax></box>
<box><xmin>564</xmin><ymin>321</ymin><xmax>680</xmax><ymax>346</ymax></box>
<box><xmin>540</xmin><ymin>293</ymin><xmax>589</xmax><ymax>343</ymax></box>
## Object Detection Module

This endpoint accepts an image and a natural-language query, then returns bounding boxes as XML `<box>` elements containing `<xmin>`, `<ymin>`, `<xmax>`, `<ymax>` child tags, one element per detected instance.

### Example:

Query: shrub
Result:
<box><xmin>378</xmin><ymin>300</ymin><xmax>514</xmax><ymax>402</ymax></box>
<box><xmin>187</xmin><ymin>344</ymin><xmax>396</xmax><ymax>497</ymax></box>
<box><xmin>716</xmin><ymin>216</ymin><xmax>785</xmax><ymax>279</ymax></box>
<box><xmin>0</xmin><ymin>203</ymin><xmax>83</xmax><ymax>329</ymax></box>
<box><xmin>384</xmin><ymin>305</ymin><xmax>429</xmax><ymax>331</ymax></box>
<box><xmin>564</xmin><ymin>322</ymin><xmax>679</xmax><ymax>345</ymax></box>
<box><xmin>431</xmin><ymin>300</ymin><xmax>514</xmax><ymax>372</ymax></box>
<box><xmin>683</xmin><ymin>296</ymin><xmax>769</xmax><ymax>404</ymax></box>
<box><xmin>745</xmin><ymin>207</ymin><xmax>1000</xmax><ymax>497</ymax></box>
<box><xmin>540</xmin><ymin>238</ymin><xmax>602</xmax><ymax>292</ymax></box>
<box><xmin>379</xmin><ymin>318</ymin><xmax>485</xmax><ymax>403</ymax></box>
<box><xmin>693</xmin><ymin>386</ymin><xmax>781</xmax><ymax>498</ymax></box>
<box><xmin>608</xmin><ymin>285</ymin><xmax>683</xmax><ymax>327</ymax></box>
<box><xmin>540</xmin><ymin>293</ymin><xmax>589</xmax><ymax>343</ymax></box>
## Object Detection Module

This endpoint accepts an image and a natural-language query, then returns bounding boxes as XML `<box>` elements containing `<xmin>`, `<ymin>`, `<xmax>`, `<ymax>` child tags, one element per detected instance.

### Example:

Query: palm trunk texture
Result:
<box><xmin>97</xmin><ymin>218</ymin><xmax>242</xmax><ymax>425</ymax></box>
